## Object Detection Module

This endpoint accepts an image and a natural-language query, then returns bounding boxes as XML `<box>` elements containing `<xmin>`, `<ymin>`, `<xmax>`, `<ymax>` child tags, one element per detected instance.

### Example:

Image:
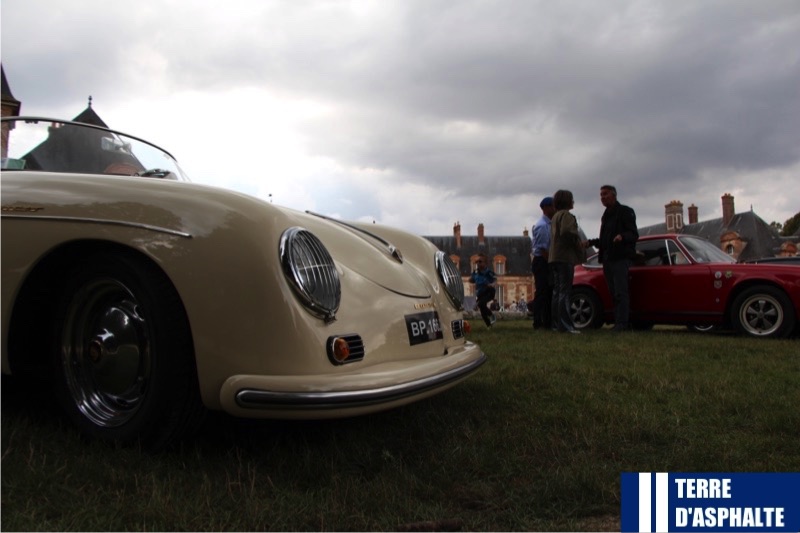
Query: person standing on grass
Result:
<box><xmin>531</xmin><ymin>196</ymin><xmax>556</xmax><ymax>330</ymax></box>
<box><xmin>584</xmin><ymin>185</ymin><xmax>638</xmax><ymax>332</ymax></box>
<box><xmin>470</xmin><ymin>253</ymin><xmax>497</xmax><ymax>327</ymax></box>
<box><xmin>549</xmin><ymin>189</ymin><xmax>585</xmax><ymax>334</ymax></box>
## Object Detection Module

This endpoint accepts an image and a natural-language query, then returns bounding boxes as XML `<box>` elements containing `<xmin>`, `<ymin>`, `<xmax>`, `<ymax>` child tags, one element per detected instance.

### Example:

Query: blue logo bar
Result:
<box><xmin>621</xmin><ymin>473</ymin><xmax>800</xmax><ymax>532</ymax></box>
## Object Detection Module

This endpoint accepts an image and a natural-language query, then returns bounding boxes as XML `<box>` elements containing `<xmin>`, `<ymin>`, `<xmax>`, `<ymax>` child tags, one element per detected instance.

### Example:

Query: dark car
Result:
<box><xmin>571</xmin><ymin>234</ymin><xmax>800</xmax><ymax>338</ymax></box>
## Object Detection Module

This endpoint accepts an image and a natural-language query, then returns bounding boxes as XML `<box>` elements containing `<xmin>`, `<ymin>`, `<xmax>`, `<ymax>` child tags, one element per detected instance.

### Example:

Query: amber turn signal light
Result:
<box><xmin>332</xmin><ymin>337</ymin><xmax>351</xmax><ymax>363</ymax></box>
<box><xmin>326</xmin><ymin>334</ymin><xmax>365</xmax><ymax>365</ymax></box>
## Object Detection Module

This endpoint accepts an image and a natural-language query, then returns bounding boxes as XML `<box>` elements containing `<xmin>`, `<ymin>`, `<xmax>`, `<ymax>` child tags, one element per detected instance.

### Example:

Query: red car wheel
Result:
<box><xmin>731</xmin><ymin>286</ymin><xmax>796</xmax><ymax>338</ymax></box>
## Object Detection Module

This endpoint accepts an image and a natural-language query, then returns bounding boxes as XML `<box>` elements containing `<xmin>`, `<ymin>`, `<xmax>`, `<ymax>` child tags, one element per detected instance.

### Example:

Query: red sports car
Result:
<box><xmin>571</xmin><ymin>234</ymin><xmax>800</xmax><ymax>338</ymax></box>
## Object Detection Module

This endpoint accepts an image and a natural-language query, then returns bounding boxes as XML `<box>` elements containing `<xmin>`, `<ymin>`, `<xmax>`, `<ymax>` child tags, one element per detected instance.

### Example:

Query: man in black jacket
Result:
<box><xmin>585</xmin><ymin>185</ymin><xmax>638</xmax><ymax>331</ymax></box>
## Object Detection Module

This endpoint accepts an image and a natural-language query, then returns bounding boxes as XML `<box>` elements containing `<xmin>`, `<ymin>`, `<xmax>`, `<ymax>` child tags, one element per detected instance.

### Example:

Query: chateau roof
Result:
<box><xmin>424</xmin><ymin>235</ymin><xmax>533</xmax><ymax>276</ymax></box>
<box><xmin>72</xmin><ymin>100</ymin><xmax>109</xmax><ymax>128</ymax></box>
<box><xmin>639</xmin><ymin>210</ymin><xmax>783</xmax><ymax>262</ymax></box>
<box><xmin>1</xmin><ymin>65</ymin><xmax>20</xmax><ymax>105</ymax></box>
<box><xmin>424</xmin><ymin>227</ymin><xmax>589</xmax><ymax>276</ymax></box>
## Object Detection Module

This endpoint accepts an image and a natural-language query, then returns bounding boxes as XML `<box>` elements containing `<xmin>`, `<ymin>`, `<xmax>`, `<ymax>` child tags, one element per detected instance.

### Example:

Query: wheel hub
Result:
<box><xmin>61</xmin><ymin>280</ymin><xmax>150</xmax><ymax>428</ymax></box>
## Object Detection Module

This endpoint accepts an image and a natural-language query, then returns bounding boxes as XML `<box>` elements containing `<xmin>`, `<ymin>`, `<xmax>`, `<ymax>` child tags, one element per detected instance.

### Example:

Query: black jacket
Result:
<box><xmin>587</xmin><ymin>202</ymin><xmax>638</xmax><ymax>263</ymax></box>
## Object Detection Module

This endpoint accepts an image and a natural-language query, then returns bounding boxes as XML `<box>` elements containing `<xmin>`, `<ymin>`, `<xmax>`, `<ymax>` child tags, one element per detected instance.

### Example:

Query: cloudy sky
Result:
<box><xmin>2</xmin><ymin>0</ymin><xmax>799</xmax><ymax>239</ymax></box>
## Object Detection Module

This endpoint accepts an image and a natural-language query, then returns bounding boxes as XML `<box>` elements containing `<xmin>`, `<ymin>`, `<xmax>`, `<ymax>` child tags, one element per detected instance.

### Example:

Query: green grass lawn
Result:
<box><xmin>2</xmin><ymin>321</ymin><xmax>798</xmax><ymax>531</ymax></box>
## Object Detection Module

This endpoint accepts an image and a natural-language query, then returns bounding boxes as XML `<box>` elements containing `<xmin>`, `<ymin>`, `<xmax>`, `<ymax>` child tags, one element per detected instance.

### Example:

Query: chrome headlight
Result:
<box><xmin>280</xmin><ymin>227</ymin><xmax>341</xmax><ymax>322</ymax></box>
<box><xmin>435</xmin><ymin>250</ymin><xmax>464</xmax><ymax>310</ymax></box>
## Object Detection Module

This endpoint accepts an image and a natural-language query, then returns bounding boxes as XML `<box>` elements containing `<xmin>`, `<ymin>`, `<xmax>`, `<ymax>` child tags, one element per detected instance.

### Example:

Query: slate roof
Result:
<box><xmin>638</xmin><ymin>210</ymin><xmax>785</xmax><ymax>262</ymax></box>
<box><xmin>1</xmin><ymin>64</ymin><xmax>22</xmax><ymax>116</ymax></box>
<box><xmin>72</xmin><ymin>102</ymin><xmax>109</xmax><ymax>128</ymax></box>
<box><xmin>20</xmin><ymin>111</ymin><xmax>142</xmax><ymax>174</ymax></box>
<box><xmin>1</xmin><ymin>65</ymin><xmax>21</xmax><ymax>106</ymax></box>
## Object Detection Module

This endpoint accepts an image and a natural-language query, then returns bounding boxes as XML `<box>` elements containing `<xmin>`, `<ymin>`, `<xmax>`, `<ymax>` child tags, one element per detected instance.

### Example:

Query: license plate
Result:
<box><xmin>405</xmin><ymin>311</ymin><xmax>444</xmax><ymax>346</ymax></box>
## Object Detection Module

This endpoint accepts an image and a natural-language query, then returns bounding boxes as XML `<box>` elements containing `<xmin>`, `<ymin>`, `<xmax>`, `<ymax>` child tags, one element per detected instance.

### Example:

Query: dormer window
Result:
<box><xmin>492</xmin><ymin>255</ymin><xmax>507</xmax><ymax>275</ymax></box>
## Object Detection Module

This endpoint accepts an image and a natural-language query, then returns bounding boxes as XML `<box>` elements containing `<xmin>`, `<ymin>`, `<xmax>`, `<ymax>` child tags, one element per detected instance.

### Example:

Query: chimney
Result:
<box><xmin>721</xmin><ymin>193</ymin><xmax>735</xmax><ymax>227</ymax></box>
<box><xmin>477</xmin><ymin>223</ymin><xmax>485</xmax><ymax>245</ymax></box>
<box><xmin>665</xmin><ymin>200</ymin><xmax>684</xmax><ymax>232</ymax></box>
<box><xmin>453</xmin><ymin>221</ymin><xmax>461</xmax><ymax>248</ymax></box>
<box><xmin>688</xmin><ymin>204</ymin><xmax>698</xmax><ymax>224</ymax></box>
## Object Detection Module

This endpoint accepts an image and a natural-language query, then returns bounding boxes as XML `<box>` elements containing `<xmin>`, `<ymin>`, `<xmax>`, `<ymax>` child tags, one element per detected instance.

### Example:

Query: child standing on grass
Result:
<box><xmin>470</xmin><ymin>253</ymin><xmax>497</xmax><ymax>327</ymax></box>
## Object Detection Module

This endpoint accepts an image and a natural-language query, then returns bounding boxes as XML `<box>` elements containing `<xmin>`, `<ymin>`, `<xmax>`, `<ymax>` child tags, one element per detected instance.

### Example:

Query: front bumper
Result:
<box><xmin>218</xmin><ymin>341</ymin><xmax>486</xmax><ymax>419</ymax></box>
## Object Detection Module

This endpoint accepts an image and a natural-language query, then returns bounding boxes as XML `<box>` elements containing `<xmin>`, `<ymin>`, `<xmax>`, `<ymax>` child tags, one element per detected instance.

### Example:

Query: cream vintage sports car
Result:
<box><xmin>1</xmin><ymin>117</ymin><xmax>486</xmax><ymax>448</ymax></box>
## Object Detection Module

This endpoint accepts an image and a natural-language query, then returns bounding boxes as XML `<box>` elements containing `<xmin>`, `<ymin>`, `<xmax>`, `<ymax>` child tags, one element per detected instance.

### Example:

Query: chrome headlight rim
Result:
<box><xmin>435</xmin><ymin>250</ymin><xmax>465</xmax><ymax>311</ymax></box>
<box><xmin>280</xmin><ymin>227</ymin><xmax>341</xmax><ymax>322</ymax></box>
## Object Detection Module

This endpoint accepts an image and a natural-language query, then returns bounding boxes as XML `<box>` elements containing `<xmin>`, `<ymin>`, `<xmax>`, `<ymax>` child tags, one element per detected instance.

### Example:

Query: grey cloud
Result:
<box><xmin>276</xmin><ymin>1</ymin><xmax>800</xmax><ymax>205</ymax></box>
<box><xmin>3</xmin><ymin>0</ymin><xmax>797</xmax><ymax>236</ymax></box>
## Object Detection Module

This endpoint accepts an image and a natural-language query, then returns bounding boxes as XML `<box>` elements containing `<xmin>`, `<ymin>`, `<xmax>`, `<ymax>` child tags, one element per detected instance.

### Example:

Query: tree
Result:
<box><xmin>781</xmin><ymin>212</ymin><xmax>800</xmax><ymax>237</ymax></box>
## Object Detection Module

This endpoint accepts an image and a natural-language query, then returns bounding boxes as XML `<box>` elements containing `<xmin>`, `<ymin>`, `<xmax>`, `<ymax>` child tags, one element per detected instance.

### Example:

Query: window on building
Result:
<box><xmin>667</xmin><ymin>213</ymin><xmax>684</xmax><ymax>231</ymax></box>
<box><xmin>726</xmin><ymin>244</ymin><xmax>734</xmax><ymax>255</ymax></box>
<box><xmin>493</xmin><ymin>255</ymin><xmax>507</xmax><ymax>275</ymax></box>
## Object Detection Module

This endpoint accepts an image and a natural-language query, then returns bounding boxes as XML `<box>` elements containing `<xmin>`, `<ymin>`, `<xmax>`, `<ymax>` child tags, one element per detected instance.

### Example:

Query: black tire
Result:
<box><xmin>731</xmin><ymin>285</ymin><xmax>796</xmax><ymax>338</ymax></box>
<box><xmin>570</xmin><ymin>288</ymin><xmax>605</xmax><ymax>330</ymax></box>
<box><xmin>52</xmin><ymin>250</ymin><xmax>204</xmax><ymax>449</ymax></box>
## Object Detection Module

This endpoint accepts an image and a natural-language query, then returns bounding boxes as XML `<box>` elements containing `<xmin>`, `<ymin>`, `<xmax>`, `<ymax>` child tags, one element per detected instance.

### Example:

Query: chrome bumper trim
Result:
<box><xmin>235</xmin><ymin>352</ymin><xmax>487</xmax><ymax>410</ymax></box>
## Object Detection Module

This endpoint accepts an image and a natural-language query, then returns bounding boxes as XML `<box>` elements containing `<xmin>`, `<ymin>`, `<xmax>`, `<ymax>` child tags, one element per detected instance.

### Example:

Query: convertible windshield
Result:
<box><xmin>678</xmin><ymin>235</ymin><xmax>735</xmax><ymax>264</ymax></box>
<box><xmin>1</xmin><ymin>117</ymin><xmax>189</xmax><ymax>181</ymax></box>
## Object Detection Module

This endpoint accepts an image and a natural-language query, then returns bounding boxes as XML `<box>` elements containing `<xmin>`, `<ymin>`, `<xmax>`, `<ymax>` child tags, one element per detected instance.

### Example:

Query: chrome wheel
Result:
<box><xmin>53</xmin><ymin>250</ymin><xmax>203</xmax><ymax>448</ymax></box>
<box><xmin>732</xmin><ymin>286</ymin><xmax>795</xmax><ymax>338</ymax></box>
<box><xmin>60</xmin><ymin>278</ymin><xmax>151</xmax><ymax>428</ymax></box>
<box><xmin>736</xmin><ymin>293</ymin><xmax>783</xmax><ymax>337</ymax></box>
<box><xmin>570</xmin><ymin>288</ymin><xmax>604</xmax><ymax>329</ymax></box>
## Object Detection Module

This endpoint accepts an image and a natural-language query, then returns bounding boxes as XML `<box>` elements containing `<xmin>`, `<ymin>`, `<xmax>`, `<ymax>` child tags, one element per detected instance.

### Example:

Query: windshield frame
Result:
<box><xmin>1</xmin><ymin>116</ymin><xmax>189</xmax><ymax>181</ymax></box>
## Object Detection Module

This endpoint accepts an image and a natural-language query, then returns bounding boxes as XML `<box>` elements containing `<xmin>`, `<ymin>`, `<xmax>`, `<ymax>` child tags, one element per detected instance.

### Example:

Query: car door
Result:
<box><xmin>629</xmin><ymin>238</ymin><xmax>716</xmax><ymax>321</ymax></box>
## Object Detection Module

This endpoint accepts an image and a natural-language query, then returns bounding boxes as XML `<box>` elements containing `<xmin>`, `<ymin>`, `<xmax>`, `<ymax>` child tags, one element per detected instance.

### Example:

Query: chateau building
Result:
<box><xmin>425</xmin><ymin>223</ymin><xmax>534</xmax><ymax>311</ymax></box>
<box><xmin>638</xmin><ymin>194</ymin><xmax>798</xmax><ymax>261</ymax></box>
